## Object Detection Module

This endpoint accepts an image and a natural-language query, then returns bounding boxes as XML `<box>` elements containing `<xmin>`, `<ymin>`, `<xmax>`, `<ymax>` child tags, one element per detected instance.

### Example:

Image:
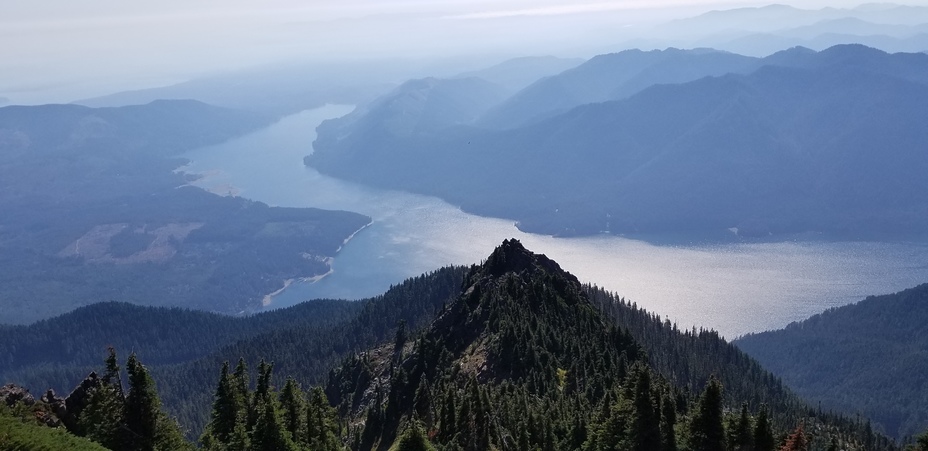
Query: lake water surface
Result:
<box><xmin>183</xmin><ymin>105</ymin><xmax>928</xmax><ymax>338</ymax></box>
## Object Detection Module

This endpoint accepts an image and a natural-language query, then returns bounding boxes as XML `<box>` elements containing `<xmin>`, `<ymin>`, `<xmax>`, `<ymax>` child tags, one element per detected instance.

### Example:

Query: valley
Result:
<box><xmin>183</xmin><ymin>104</ymin><xmax>928</xmax><ymax>339</ymax></box>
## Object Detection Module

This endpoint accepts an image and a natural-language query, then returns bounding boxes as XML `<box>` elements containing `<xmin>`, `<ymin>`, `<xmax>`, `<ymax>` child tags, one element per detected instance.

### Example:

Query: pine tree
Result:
<box><xmin>626</xmin><ymin>367</ymin><xmax>661</xmax><ymax>451</ymax></box>
<box><xmin>394</xmin><ymin>319</ymin><xmax>408</xmax><ymax>361</ymax></box>
<box><xmin>232</xmin><ymin>358</ymin><xmax>250</xmax><ymax>405</ymax></box>
<box><xmin>250</xmin><ymin>396</ymin><xmax>297</xmax><ymax>451</ymax></box>
<box><xmin>203</xmin><ymin>361</ymin><xmax>238</xmax><ymax>445</ymax></box>
<box><xmin>917</xmin><ymin>431</ymin><xmax>928</xmax><ymax>451</ymax></box>
<box><xmin>780</xmin><ymin>423</ymin><xmax>807</xmax><ymax>451</ymax></box>
<box><xmin>391</xmin><ymin>422</ymin><xmax>435</xmax><ymax>451</ymax></box>
<box><xmin>753</xmin><ymin>405</ymin><xmax>775</xmax><ymax>451</ymax></box>
<box><xmin>413</xmin><ymin>375</ymin><xmax>432</xmax><ymax>426</ymax></box>
<box><xmin>77</xmin><ymin>382</ymin><xmax>124</xmax><ymax>450</ymax></box>
<box><xmin>732</xmin><ymin>403</ymin><xmax>753</xmax><ymax>451</ymax></box>
<box><xmin>660</xmin><ymin>394</ymin><xmax>678</xmax><ymax>451</ymax></box>
<box><xmin>278</xmin><ymin>377</ymin><xmax>307</xmax><ymax>444</ymax></box>
<box><xmin>687</xmin><ymin>377</ymin><xmax>726</xmax><ymax>451</ymax></box>
<box><xmin>102</xmin><ymin>347</ymin><xmax>125</xmax><ymax>402</ymax></box>
<box><xmin>250</xmin><ymin>359</ymin><xmax>273</xmax><ymax>430</ymax></box>
<box><xmin>229</xmin><ymin>411</ymin><xmax>251</xmax><ymax>451</ymax></box>
<box><xmin>306</xmin><ymin>386</ymin><xmax>340</xmax><ymax>450</ymax></box>
<box><xmin>123</xmin><ymin>353</ymin><xmax>162</xmax><ymax>451</ymax></box>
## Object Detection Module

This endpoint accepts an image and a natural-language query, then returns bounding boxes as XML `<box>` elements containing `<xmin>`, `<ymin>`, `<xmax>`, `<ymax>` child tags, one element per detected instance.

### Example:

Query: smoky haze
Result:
<box><xmin>5</xmin><ymin>0</ymin><xmax>928</xmax><ymax>104</ymax></box>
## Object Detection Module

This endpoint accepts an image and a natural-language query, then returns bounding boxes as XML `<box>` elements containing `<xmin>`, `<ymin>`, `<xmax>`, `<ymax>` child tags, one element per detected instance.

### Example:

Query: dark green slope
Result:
<box><xmin>308</xmin><ymin>45</ymin><xmax>928</xmax><ymax>238</ymax></box>
<box><xmin>0</xmin><ymin>300</ymin><xmax>363</xmax><ymax>387</ymax></box>
<box><xmin>736</xmin><ymin>283</ymin><xmax>928</xmax><ymax>439</ymax></box>
<box><xmin>1</xmin><ymin>241</ymin><xmax>904</xmax><ymax>449</ymax></box>
<box><xmin>326</xmin><ymin>239</ymin><xmax>891</xmax><ymax>450</ymax></box>
<box><xmin>0</xmin><ymin>267</ymin><xmax>467</xmax><ymax>437</ymax></box>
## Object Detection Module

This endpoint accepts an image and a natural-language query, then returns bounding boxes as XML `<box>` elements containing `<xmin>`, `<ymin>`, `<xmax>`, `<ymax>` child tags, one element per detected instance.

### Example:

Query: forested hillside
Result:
<box><xmin>308</xmin><ymin>45</ymin><xmax>928</xmax><ymax>239</ymax></box>
<box><xmin>736</xmin><ymin>283</ymin><xmax>928</xmax><ymax>439</ymax></box>
<box><xmin>4</xmin><ymin>241</ymin><xmax>921</xmax><ymax>449</ymax></box>
<box><xmin>0</xmin><ymin>100</ymin><xmax>371</xmax><ymax>324</ymax></box>
<box><xmin>477</xmin><ymin>48</ymin><xmax>757</xmax><ymax>129</ymax></box>
<box><xmin>1</xmin><ymin>266</ymin><xmax>468</xmax><ymax>436</ymax></box>
<box><xmin>320</xmin><ymin>240</ymin><xmax>896</xmax><ymax>450</ymax></box>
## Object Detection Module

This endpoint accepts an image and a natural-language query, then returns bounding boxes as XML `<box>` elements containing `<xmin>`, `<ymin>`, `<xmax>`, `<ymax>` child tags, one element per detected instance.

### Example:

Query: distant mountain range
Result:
<box><xmin>647</xmin><ymin>4</ymin><xmax>928</xmax><ymax>56</ymax></box>
<box><xmin>308</xmin><ymin>44</ymin><xmax>928</xmax><ymax>239</ymax></box>
<box><xmin>74</xmin><ymin>56</ymin><xmax>582</xmax><ymax>118</ymax></box>
<box><xmin>737</xmin><ymin>283</ymin><xmax>928</xmax><ymax>439</ymax></box>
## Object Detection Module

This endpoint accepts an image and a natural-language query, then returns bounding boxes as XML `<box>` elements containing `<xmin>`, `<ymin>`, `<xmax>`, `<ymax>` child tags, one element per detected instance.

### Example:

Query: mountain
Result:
<box><xmin>310</xmin><ymin>76</ymin><xmax>509</xmax><ymax>172</ymax></box>
<box><xmin>650</xmin><ymin>4</ymin><xmax>928</xmax><ymax>56</ymax></box>
<box><xmin>0</xmin><ymin>240</ymin><xmax>901</xmax><ymax>449</ymax></box>
<box><xmin>736</xmin><ymin>283</ymin><xmax>928</xmax><ymax>439</ymax></box>
<box><xmin>308</xmin><ymin>45</ymin><xmax>928</xmax><ymax>239</ymax></box>
<box><xmin>324</xmin><ymin>239</ymin><xmax>890</xmax><ymax>450</ymax></box>
<box><xmin>74</xmin><ymin>61</ymin><xmax>413</xmax><ymax>117</ymax></box>
<box><xmin>0</xmin><ymin>101</ymin><xmax>370</xmax><ymax>324</ymax></box>
<box><xmin>451</xmin><ymin>55</ymin><xmax>585</xmax><ymax>93</ymax></box>
<box><xmin>477</xmin><ymin>48</ymin><xmax>758</xmax><ymax>129</ymax></box>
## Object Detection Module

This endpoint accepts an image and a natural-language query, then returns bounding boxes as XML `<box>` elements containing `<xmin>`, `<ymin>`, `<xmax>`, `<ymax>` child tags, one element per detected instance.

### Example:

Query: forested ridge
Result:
<box><xmin>0</xmin><ymin>100</ymin><xmax>371</xmax><ymax>324</ymax></box>
<box><xmin>1</xmin><ymin>266</ymin><xmax>468</xmax><ymax>438</ymax></box>
<box><xmin>736</xmin><ymin>283</ymin><xmax>928</xmax><ymax>440</ymax></box>
<box><xmin>308</xmin><ymin>45</ymin><xmax>928</xmax><ymax>239</ymax></box>
<box><xmin>5</xmin><ymin>240</ymin><xmax>921</xmax><ymax>450</ymax></box>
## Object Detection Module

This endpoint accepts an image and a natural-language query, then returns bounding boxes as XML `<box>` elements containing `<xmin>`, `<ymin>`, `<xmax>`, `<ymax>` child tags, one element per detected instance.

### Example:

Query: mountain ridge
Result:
<box><xmin>308</xmin><ymin>45</ymin><xmax>928</xmax><ymax>239</ymax></box>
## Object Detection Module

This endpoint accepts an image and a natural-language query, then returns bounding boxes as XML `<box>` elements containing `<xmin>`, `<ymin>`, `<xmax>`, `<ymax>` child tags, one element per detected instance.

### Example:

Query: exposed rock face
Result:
<box><xmin>63</xmin><ymin>371</ymin><xmax>103</xmax><ymax>431</ymax></box>
<box><xmin>0</xmin><ymin>383</ymin><xmax>35</xmax><ymax>407</ymax></box>
<box><xmin>39</xmin><ymin>389</ymin><xmax>68</xmax><ymax>427</ymax></box>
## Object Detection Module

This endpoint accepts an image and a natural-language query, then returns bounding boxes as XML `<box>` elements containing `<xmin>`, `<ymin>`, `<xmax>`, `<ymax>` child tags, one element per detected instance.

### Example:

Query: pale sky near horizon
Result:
<box><xmin>4</xmin><ymin>0</ymin><xmax>928</xmax><ymax>104</ymax></box>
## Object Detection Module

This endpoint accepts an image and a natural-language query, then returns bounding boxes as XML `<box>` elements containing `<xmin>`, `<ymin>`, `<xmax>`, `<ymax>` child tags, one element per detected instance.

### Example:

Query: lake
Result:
<box><xmin>183</xmin><ymin>105</ymin><xmax>928</xmax><ymax>338</ymax></box>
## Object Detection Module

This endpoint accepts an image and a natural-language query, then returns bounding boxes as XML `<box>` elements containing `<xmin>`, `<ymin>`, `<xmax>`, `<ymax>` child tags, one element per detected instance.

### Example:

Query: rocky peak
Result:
<box><xmin>1</xmin><ymin>383</ymin><xmax>35</xmax><ymax>407</ymax></box>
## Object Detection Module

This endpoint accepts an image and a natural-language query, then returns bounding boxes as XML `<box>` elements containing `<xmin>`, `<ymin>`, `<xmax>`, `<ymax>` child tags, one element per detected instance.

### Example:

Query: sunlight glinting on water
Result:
<box><xmin>183</xmin><ymin>106</ymin><xmax>928</xmax><ymax>338</ymax></box>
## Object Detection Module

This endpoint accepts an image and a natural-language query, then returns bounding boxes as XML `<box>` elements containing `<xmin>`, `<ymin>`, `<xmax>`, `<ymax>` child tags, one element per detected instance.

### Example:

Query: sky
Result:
<box><xmin>4</xmin><ymin>0</ymin><xmax>928</xmax><ymax>104</ymax></box>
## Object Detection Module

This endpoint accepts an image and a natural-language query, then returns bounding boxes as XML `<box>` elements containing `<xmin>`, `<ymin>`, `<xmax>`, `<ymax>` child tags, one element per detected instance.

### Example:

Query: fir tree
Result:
<box><xmin>732</xmin><ymin>403</ymin><xmax>754</xmax><ymax>451</ymax></box>
<box><xmin>306</xmin><ymin>386</ymin><xmax>340</xmax><ymax>451</ymax></box>
<box><xmin>77</xmin><ymin>382</ymin><xmax>124</xmax><ymax>450</ymax></box>
<box><xmin>626</xmin><ymin>367</ymin><xmax>661</xmax><ymax>451</ymax></box>
<box><xmin>661</xmin><ymin>393</ymin><xmax>678</xmax><ymax>451</ymax></box>
<box><xmin>753</xmin><ymin>405</ymin><xmax>775</xmax><ymax>451</ymax></box>
<box><xmin>250</xmin><ymin>396</ymin><xmax>297</xmax><ymax>451</ymax></box>
<box><xmin>123</xmin><ymin>353</ymin><xmax>162</xmax><ymax>451</ymax></box>
<box><xmin>203</xmin><ymin>361</ymin><xmax>238</xmax><ymax>445</ymax></box>
<box><xmin>391</xmin><ymin>422</ymin><xmax>435</xmax><ymax>451</ymax></box>
<box><xmin>278</xmin><ymin>377</ymin><xmax>307</xmax><ymax>444</ymax></box>
<box><xmin>780</xmin><ymin>423</ymin><xmax>808</xmax><ymax>451</ymax></box>
<box><xmin>687</xmin><ymin>377</ymin><xmax>726</xmax><ymax>451</ymax></box>
<box><xmin>917</xmin><ymin>431</ymin><xmax>928</xmax><ymax>451</ymax></box>
<box><xmin>413</xmin><ymin>375</ymin><xmax>432</xmax><ymax>426</ymax></box>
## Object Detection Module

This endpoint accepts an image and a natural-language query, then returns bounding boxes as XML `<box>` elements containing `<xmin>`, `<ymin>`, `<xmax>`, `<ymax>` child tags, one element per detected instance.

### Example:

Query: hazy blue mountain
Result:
<box><xmin>713</xmin><ymin>30</ymin><xmax>928</xmax><ymax>57</ymax></box>
<box><xmin>477</xmin><ymin>48</ymin><xmax>758</xmax><ymax>129</ymax></box>
<box><xmin>657</xmin><ymin>3</ymin><xmax>928</xmax><ymax>38</ymax></box>
<box><xmin>650</xmin><ymin>4</ymin><xmax>928</xmax><ymax>56</ymax></box>
<box><xmin>309</xmin><ymin>45</ymin><xmax>928</xmax><ymax>238</ymax></box>
<box><xmin>74</xmin><ymin>62</ymin><xmax>411</xmax><ymax>117</ymax></box>
<box><xmin>451</xmin><ymin>55</ymin><xmax>584</xmax><ymax>93</ymax></box>
<box><xmin>736</xmin><ymin>283</ymin><xmax>928</xmax><ymax>439</ymax></box>
<box><xmin>312</xmin><ymin>76</ymin><xmax>508</xmax><ymax>160</ymax></box>
<box><xmin>0</xmin><ymin>101</ymin><xmax>370</xmax><ymax>324</ymax></box>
